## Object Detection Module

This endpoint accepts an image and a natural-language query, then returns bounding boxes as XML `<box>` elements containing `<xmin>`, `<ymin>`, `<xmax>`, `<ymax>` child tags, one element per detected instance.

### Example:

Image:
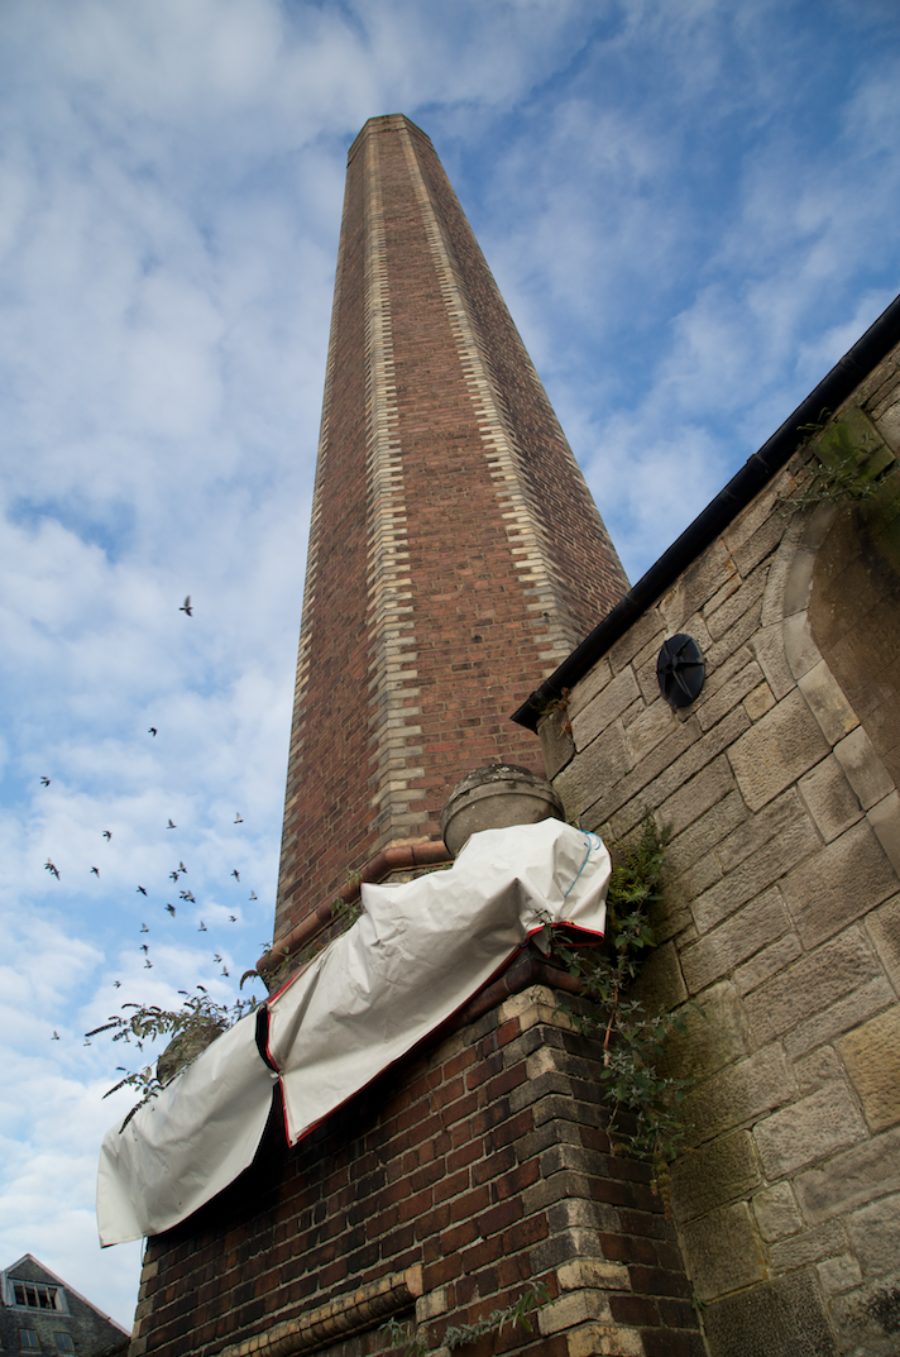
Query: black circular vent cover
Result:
<box><xmin>657</xmin><ymin>634</ymin><xmax>705</xmax><ymax>708</ymax></box>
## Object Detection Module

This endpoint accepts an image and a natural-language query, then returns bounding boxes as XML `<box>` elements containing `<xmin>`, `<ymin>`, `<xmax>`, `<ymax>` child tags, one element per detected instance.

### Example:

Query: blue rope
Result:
<box><xmin>562</xmin><ymin>830</ymin><xmax>603</xmax><ymax>900</ymax></box>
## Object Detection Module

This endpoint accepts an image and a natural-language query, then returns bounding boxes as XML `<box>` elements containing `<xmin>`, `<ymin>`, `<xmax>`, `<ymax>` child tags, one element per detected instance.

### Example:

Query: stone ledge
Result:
<box><xmin>215</xmin><ymin>1265</ymin><xmax>423</xmax><ymax>1357</ymax></box>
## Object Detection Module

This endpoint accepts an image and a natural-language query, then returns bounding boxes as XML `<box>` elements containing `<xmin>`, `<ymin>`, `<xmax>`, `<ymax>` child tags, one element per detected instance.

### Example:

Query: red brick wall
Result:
<box><xmin>131</xmin><ymin>973</ymin><xmax>702</xmax><ymax>1357</ymax></box>
<box><xmin>274</xmin><ymin>116</ymin><xmax>628</xmax><ymax>947</ymax></box>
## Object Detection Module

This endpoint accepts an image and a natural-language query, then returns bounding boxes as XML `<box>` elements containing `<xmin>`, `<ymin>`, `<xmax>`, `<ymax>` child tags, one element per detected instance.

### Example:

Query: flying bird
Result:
<box><xmin>40</xmin><ymin>776</ymin><xmax>51</xmax><ymax>787</ymax></box>
<box><xmin>249</xmin><ymin>892</ymin><xmax>258</xmax><ymax>901</ymax></box>
<box><xmin>213</xmin><ymin>952</ymin><xmax>222</xmax><ymax>963</ymax></box>
<box><xmin>51</xmin><ymin>1031</ymin><xmax>60</xmax><ymax>1041</ymax></box>
<box><xmin>178</xmin><ymin>861</ymin><xmax>187</xmax><ymax>874</ymax></box>
<box><xmin>140</xmin><ymin>943</ymin><xmax>149</xmax><ymax>954</ymax></box>
<box><xmin>179</xmin><ymin>889</ymin><xmax>195</xmax><ymax>903</ymax></box>
<box><xmin>221</xmin><ymin>966</ymin><xmax>230</xmax><ymax>978</ymax></box>
<box><xmin>169</xmin><ymin>870</ymin><xmax>180</xmax><ymax>882</ymax></box>
<box><xmin>113</xmin><ymin>980</ymin><xmax>122</xmax><ymax>989</ymax></box>
<box><xmin>102</xmin><ymin>830</ymin><xmax>112</xmax><ymax>841</ymax></box>
<box><xmin>231</xmin><ymin>869</ymin><xmax>240</xmax><ymax>882</ymax></box>
<box><xmin>167</xmin><ymin>819</ymin><xmax>176</xmax><ymax>829</ymax></box>
<box><xmin>144</xmin><ymin>959</ymin><xmax>153</xmax><ymax>969</ymax></box>
<box><xmin>136</xmin><ymin>885</ymin><xmax>147</xmax><ymax>896</ymax></box>
<box><xmin>198</xmin><ymin>921</ymin><xmax>207</xmax><ymax>932</ymax></box>
<box><xmin>234</xmin><ymin>813</ymin><xmax>244</xmax><ymax>824</ymax></box>
<box><xmin>148</xmin><ymin>727</ymin><xmax>158</xmax><ymax>737</ymax></box>
<box><xmin>90</xmin><ymin>866</ymin><xmax>100</xmax><ymax>877</ymax></box>
<box><xmin>229</xmin><ymin>914</ymin><xmax>237</xmax><ymax>923</ymax></box>
<box><xmin>140</xmin><ymin>922</ymin><xmax>149</xmax><ymax>933</ymax></box>
<box><xmin>44</xmin><ymin>859</ymin><xmax>60</xmax><ymax>880</ymax></box>
<box><xmin>165</xmin><ymin>903</ymin><xmax>176</xmax><ymax>916</ymax></box>
<box><xmin>179</xmin><ymin>595</ymin><xmax>193</xmax><ymax>617</ymax></box>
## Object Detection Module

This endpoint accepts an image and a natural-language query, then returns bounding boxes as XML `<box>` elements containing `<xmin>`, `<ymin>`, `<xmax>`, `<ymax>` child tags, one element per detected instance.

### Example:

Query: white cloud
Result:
<box><xmin>0</xmin><ymin>0</ymin><xmax>897</xmax><ymax>1333</ymax></box>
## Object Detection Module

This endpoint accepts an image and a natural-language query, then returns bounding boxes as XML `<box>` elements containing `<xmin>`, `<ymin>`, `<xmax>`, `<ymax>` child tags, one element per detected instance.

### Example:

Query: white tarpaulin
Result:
<box><xmin>97</xmin><ymin>820</ymin><xmax>609</xmax><ymax>1245</ymax></box>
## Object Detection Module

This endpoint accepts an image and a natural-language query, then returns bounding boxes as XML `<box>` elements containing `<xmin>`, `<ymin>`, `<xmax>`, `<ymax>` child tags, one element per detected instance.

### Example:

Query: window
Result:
<box><xmin>55</xmin><ymin>1335</ymin><xmax>76</xmax><ymax>1353</ymax></box>
<box><xmin>13</xmin><ymin>1279</ymin><xmax>62</xmax><ymax>1310</ymax></box>
<box><xmin>18</xmin><ymin>1332</ymin><xmax>39</xmax><ymax>1351</ymax></box>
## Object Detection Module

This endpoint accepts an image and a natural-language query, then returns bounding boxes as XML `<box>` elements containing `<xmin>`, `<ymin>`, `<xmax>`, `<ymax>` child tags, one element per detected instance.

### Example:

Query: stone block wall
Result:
<box><xmin>539</xmin><ymin>345</ymin><xmax>900</xmax><ymax>1356</ymax></box>
<box><xmin>130</xmin><ymin>976</ymin><xmax>703</xmax><ymax>1357</ymax></box>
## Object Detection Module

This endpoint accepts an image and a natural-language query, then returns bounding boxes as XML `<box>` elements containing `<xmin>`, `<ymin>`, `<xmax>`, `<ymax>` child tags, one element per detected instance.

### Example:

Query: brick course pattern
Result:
<box><xmin>274</xmin><ymin>115</ymin><xmax>627</xmax><ymax>947</ymax></box>
<box><xmin>130</xmin><ymin>984</ymin><xmax>703</xmax><ymax>1357</ymax></box>
<box><xmin>541</xmin><ymin>346</ymin><xmax>900</xmax><ymax>1357</ymax></box>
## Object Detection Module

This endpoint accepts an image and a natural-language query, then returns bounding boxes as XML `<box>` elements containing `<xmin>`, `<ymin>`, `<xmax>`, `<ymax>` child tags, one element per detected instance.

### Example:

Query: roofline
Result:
<box><xmin>513</xmin><ymin>290</ymin><xmax>900</xmax><ymax>731</ymax></box>
<box><xmin>1</xmin><ymin>1254</ymin><xmax>130</xmax><ymax>1336</ymax></box>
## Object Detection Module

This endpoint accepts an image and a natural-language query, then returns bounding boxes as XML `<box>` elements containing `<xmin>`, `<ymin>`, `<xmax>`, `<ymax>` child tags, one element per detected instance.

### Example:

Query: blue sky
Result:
<box><xmin>1</xmin><ymin>0</ymin><xmax>898</xmax><ymax>1329</ymax></box>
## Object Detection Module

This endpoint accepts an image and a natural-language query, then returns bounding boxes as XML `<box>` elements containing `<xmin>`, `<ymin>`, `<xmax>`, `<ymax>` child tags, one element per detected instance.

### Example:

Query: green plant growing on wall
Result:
<box><xmin>788</xmin><ymin>408</ymin><xmax>890</xmax><ymax>507</ymax></box>
<box><xmin>442</xmin><ymin>1282</ymin><xmax>550</xmax><ymax>1351</ymax></box>
<box><xmin>86</xmin><ymin>985</ymin><xmax>258</xmax><ymax>1107</ymax></box>
<box><xmin>380</xmin><ymin>1315</ymin><xmax>427</xmax><ymax>1356</ymax></box>
<box><xmin>552</xmin><ymin>818</ymin><xmax>687</xmax><ymax>1180</ymax></box>
<box><xmin>382</xmin><ymin>1282</ymin><xmax>550</xmax><ymax>1355</ymax></box>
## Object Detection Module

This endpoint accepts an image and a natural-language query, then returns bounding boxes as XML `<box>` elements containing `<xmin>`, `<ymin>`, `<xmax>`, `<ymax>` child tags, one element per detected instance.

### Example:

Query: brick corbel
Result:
<box><xmin>215</xmin><ymin>1265</ymin><xmax>423</xmax><ymax>1357</ymax></box>
<box><xmin>258</xmin><ymin>839</ymin><xmax>450</xmax><ymax>983</ymax></box>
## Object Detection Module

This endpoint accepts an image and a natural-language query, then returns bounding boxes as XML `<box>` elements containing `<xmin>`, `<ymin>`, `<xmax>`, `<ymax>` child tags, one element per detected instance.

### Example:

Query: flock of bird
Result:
<box><xmin>40</xmin><ymin>597</ymin><xmax>270</xmax><ymax>1046</ymax></box>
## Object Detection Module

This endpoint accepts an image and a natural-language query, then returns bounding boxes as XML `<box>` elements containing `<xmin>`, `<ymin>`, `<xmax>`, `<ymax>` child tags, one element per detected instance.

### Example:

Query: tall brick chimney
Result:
<box><xmin>273</xmin><ymin>113</ymin><xmax>627</xmax><ymax>953</ymax></box>
<box><xmin>128</xmin><ymin>116</ymin><xmax>704</xmax><ymax>1357</ymax></box>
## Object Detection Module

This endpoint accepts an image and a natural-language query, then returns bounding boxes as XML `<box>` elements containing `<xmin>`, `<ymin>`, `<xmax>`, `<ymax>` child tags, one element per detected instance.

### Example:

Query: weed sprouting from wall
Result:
<box><xmin>552</xmin><ymin>819</ymin><xmax>688</xmax><ymax>1183</ymax></box>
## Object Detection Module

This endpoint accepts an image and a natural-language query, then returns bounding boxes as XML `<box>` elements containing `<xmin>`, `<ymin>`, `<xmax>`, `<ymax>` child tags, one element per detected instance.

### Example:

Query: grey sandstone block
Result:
<box><xmin>660</xmin><ymin>539</ymin><xmax>737</xmax><ymax>632</ymax></box>
<box><xmin>783</xmin><ymin>976</ymin><xmax>896</xmax><ymax>1061</ymax></box>
<box><xmin>701</xmin><ymin>1270</ymin><xmax>837</xmax><ymax>1357</ymax></box>
<box><xmin>571</xmin><ymin>664</ymin><xmax>640</xmax><ymax>750</ymax></box>
<box><xmin>734</xmin><ymin>931</ymin><xmax>803</xmax><ymax>997</ymax></box>
<box><xmin>716</xmin><ymin>787</ymin><xmax>806</xmax><ymax>875</ymax></box>
<box><xmin>798</xmin><ymin>754</ymin><xmax>864</xmax><ymax>842</ymax></box>
<box><xmin>665</xmin><ymin>981</ymin><xmax>747</xmax><ymax>1080</ymax></box>
<box><xmin>681</xmin><ymin>1043</ymin><xmax>794</xmax><ymax>1147</ymax></box>
<box><xmin>680</xmin><ymin>1201</ymin><xmax>765</xmax><ymax>1301</ymax></box>
<box><xmin>794</xmin><ymin>1045</ymin><xmax>843</xmax><ymax>1096</ymax></box>
<box><xmin>705</xmin><ymin>594</ymin><xmax>767</xmax><ymax>672</ymax></box>
<box><xmin>781</xmin><ymin>546</ymin><xmax>817</xmax><ymax>619</ymax></box>
<box><xmin>727</xmin><ymin>689</ymin><xmax>830</xmax><ymax>811</ymax></box>
<box><xmin>838</xmin><ymin>1004</ymin><xmax>900</xmax><ymax>1132</ymax></box>
<box><xmin>816</xmin><ymin>1253</ymin><xmax>862</xmax><ymax>1296</ymax></box>
<box><xmin>754</xmin><ymin>1081</ymin><xmax>867</xmax><ymax>1179</ymax></box>
<box><xmin>783</xmin><ymin>610</ymin><xmax>821</xmax><ymax>680</ymax></box>
<box><xmin>606</xmin><ymin>607</ymin><xmax>667</xmax><ymax>675</ymax></box>
<box><xmin>632</xmin><ymin>939</ymin><xmax>687</xmax><ymax>1011</ymax></box>
<box><xmin>732</xmin><ymin>504</ymin><xmax>787</xmax><ymax>579</ymax></box>
<box><xmin>797</xmin><ymin>658</ymin><xmax>859</xmax><ymax>746</ymax></box>
<box><xmin>751</xmin><ymin>622</ymin><xmax>795</xmax><ymax>701</ymax></box>
<box><xmin>704</xmin><ymin>566</ymin><xmax>766</xmax><ymax>643</ymax></box>
<box><xmin>680</xmin><ymin>887</ymin><xmax>791</xmax><ymax>995</ymax></box>
<box><xmin>555</xmin><ymin>721</ymin><xmax>631</xmax><ymax>819</ymax></box>
<box><xmin>742</xmin><ymin>927</ymin><xmax>882</xmax><ymax>1047</ymax></box>
<box><xmin>833</xmin><ymin>726</ymin><xmax>894</xmax><ymax>810</ymax></box>
<box><xmin>768</xmin><ymin>1217</ymin><xmax>848</xmax><ymax>1272</ymax></box>
<box><xmin>723</xmin><ymin>483</ymin><xmax>782</xmax><ymax>558</ymax></box>
<box><xmin>696</xmin><ymin>658</ymin><xmax>767</xmax><ymax>733</ymax></box>
<box><xmin>867</xmin><ymin>891</ymin><xmax>900</xmax><ymax>988</ymax></box>
<box><xmin>691</xmin><ymin>810</ymin><xmax>820</xmax><ymax>934</ymax></box>
<box><xmin>670</xmin><ymin>1130</ymin><xmax>760</xmax><ymax>1224</ymax></box>
<box><xmin>867</xmin><ymin>789</ymin><xmax>900</xmax><ymax>876</ymax></box>
<box><xmin>782</xmin><ymin>819</ymin><xmax>897</xmax><ymax>948</ymax></box>
<box><xmin>624</xmin><ymin>698</ymin><xmax>675</xmax><ymax>763</ymax></box>
<box><xmin>568</xmin><ymin>655</ymin><xmax>612</xmax><ymax>721</ymax></box>
<box><xmin>794</xmin><ymin>1124</ymin><xmax>900</xmax><ymax>1224</ymax></box>
<box><xmin>657</xmin><ymin>756</ymin><xmax>737</xmax><ymax>838</ymax></box>
<box><xmin>666</xmin><ymin>790</ymin><xmax>746</xmax><ymax>879</ymax></box>
<box><xmin>751</xmin><ymin>1181</ymin><xmax>803</xmax><ymax>1242</ymax></box>
<box><xmin>845</xmin><ymin>1193</ymin><xmax>900</xmax><ymax>1278</ymax></box>
<box><xmin>743</xmin><ymin>680</ymin><xmax>776</xmax><ymax>721</ymax></box>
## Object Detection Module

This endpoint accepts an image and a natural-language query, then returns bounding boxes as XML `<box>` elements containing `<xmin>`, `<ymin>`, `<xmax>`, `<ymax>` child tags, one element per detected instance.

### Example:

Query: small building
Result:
<box><xmin>0</xmin><ymin>1255</ymin><xmax>129</xmax><ymax>1356</ymax></box>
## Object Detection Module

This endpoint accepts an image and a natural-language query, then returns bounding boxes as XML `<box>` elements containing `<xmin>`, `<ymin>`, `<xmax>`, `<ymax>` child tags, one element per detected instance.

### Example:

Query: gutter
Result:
<box><xmin>513</xmin><ymin>290</ymin><xmax>900</xmax><ymax>731</ymax></box>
